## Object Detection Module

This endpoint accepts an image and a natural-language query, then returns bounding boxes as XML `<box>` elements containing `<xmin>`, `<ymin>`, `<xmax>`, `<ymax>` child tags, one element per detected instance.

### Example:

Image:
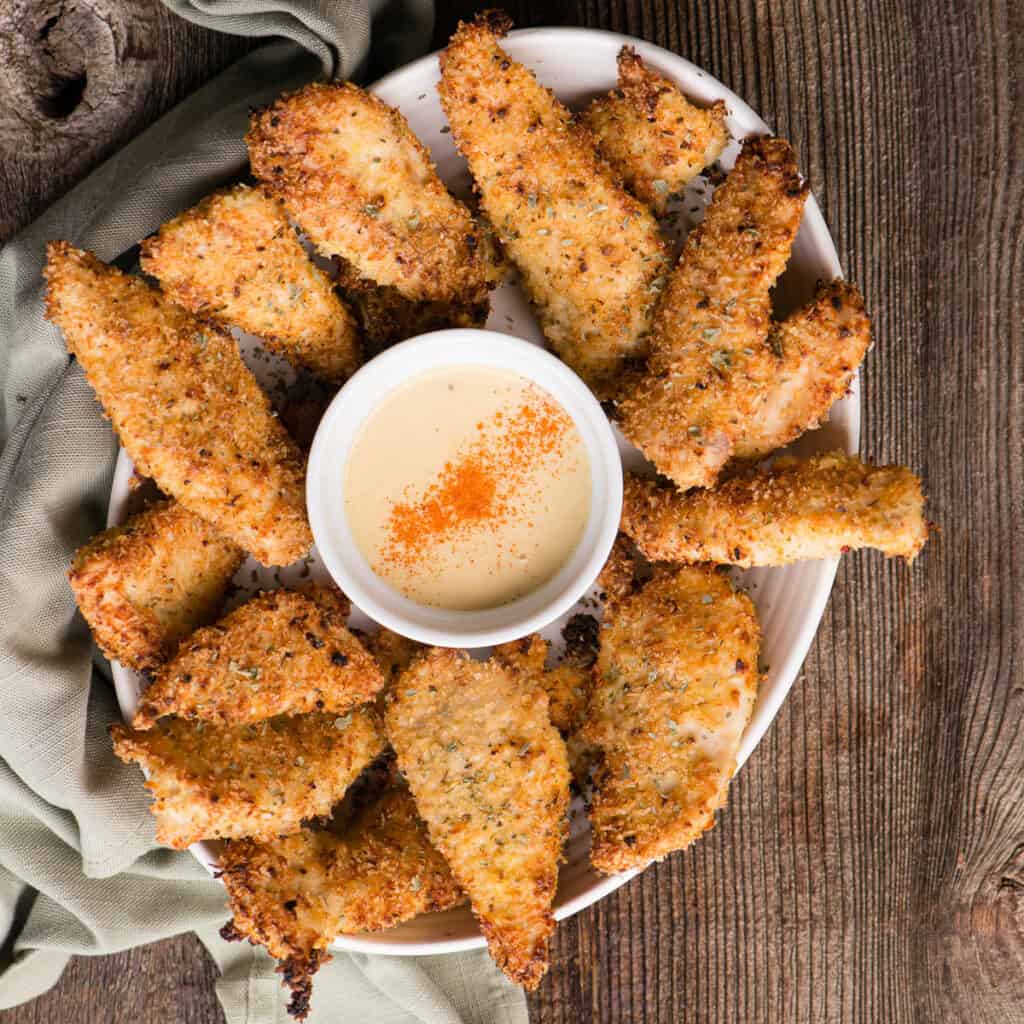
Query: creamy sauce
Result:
<box><xmin>344</xmin><ymin>365</ymin><xmax>591</xmax><ymax>610</ymax></box>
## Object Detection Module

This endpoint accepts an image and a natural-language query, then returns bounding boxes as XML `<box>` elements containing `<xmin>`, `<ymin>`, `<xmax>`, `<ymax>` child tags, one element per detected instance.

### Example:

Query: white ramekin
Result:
<box><xmin>306</xmin><ymin>328</ymin><xmax>622</xmax><ymax>648</ymax></box>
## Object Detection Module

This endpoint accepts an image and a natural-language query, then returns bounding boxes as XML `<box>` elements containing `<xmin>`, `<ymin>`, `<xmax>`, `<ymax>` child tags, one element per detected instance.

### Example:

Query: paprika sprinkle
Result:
<box><xmin>344</xmin><ymin>364</ymin><xmax>591</xmax><ymax>610</ymax></box>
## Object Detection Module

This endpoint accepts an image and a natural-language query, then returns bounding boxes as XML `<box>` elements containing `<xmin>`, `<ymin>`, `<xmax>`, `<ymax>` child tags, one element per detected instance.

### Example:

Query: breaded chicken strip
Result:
<box><xmin>438</xmin><ymin>12</ymin><xmax>670</xmax><ymax>395</ymax></box>
<box><xmin>44</xmin><ymin>244</ymin><xmax>311</xmax><ymax>567</ymax></box>
<box><xmin>621</xmin><ymin>451</ymin><xmax>928</xmax><ymax>566</ymax></box>
<box><xmin>386</xmin><ymin>649</ymin><xmax>569</xmax><ymax>989</ymax></box>
<box><xmin>132</xmin><ymin>586</ymin><xmax>382</xmax><ymax>730</ymax></box>
<box><xmin>336</xmin><ymin>258</ymin><xmax>489</xmax><ymax>357</ymax></box>
<box><xmin>492</xmin><ymin>634</ymin><xmax>592</xmax><ymax>736</ymax></box>
<box><xmin>617</xmin><ymin>137</ymin><xmax>808</xmax><ymax>489</ymax></box>
<box><xmin>365</xmin><ymin>628</ymin><xmax>424</xmax><ymax>689</ymax></box>
<box><xmin>581</xmin><ymin>47</ymin><xmax>729</xmax><ymax>215</ymax></box>
<box><xmin>68</xmin><ymin>500</ymin><xmax>243</xmax><ymax>673</ymax></box>
<box><xmin>582</xmin><ymin>564</ymin><xmax>760</xmax><ymax>873</ymax></box>
<box><xmin>247</xmin><ymin>82</ymin><xmax>490</xmax><ymax>307</ymax></box>
<box><xmin>140</xmin><ymin>185</ymin><xmax>360</xmax><ymax>382</ymax></box>
<box><xmin>219</xmin><ymin>784</ymin><xmax>462</xmax><ymax>1019</ymax></box>
<box><xmin>732</xmin><ymin>279</ymin><xmax>871</xmax><ymax>459</ymax></box>
<box><xmin>111</xmin><ymin>708</ymin><xmax>385</xmax><ymax>848</ymax></box>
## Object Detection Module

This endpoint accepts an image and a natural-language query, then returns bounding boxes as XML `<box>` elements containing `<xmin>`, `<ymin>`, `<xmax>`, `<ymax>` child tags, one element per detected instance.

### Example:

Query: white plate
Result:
<box><xmin>109</xmin><ymin>27</ymin><xmax>854</xmax><ymax>956</ymax></box>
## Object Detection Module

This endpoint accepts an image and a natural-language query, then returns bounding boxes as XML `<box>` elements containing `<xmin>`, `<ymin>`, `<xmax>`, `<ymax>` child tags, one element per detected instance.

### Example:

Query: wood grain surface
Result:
<box><xmin>2</xmin><ymin>1</ymin><xmax>1021</xmax><ymax>1022</ymax></box>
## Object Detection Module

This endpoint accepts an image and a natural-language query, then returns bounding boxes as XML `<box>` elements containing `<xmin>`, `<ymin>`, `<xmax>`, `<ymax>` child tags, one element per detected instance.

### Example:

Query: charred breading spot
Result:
<box><xmin>621</xmin><ymin>451</ymin><xmax>928</xmax><ymax>566</ymax></box>
<box><xmin>581</xmin><ymin>47</ymin><xmax>730</xmax><ymax>214</ymax></box>
<box><xmin>561</xmin><ymin>613</ymin><xmax>600</xmax><ymax>670</ymax></box>
<box><xmin>44</xmin><ymin>243</ymin><xmax>312</xmax><ymax>567</ymax></box>
<box><xmin>582</xmin><ymin>564</ymin><xmax>760</xmax><ymax>873</ymax></box>
<box><xmin>617</xmin><ymin>137</ymin><xmax>808</xmax><ymax>490</ymax></box>
<box><xmin>247</xmin><ymin>82</ymin><xmax>492</xmax><ymax>306</ymax></box>
<box><xmin>218</xmin><ymin>786</ymin><xmax>462</xmax><ymax>1019</ymax></box>
<box><xmin>111</xmin><ymin>707</ymin><xmax>385</xmax><ymax>848</ymax></box>
<box><xmin>438</xmin><ymin>14</ymin><xmax>670</xmax><ymax>396</ymax></box>
<box><xmin>385</xmin><ymin>648</ymin><xmax>570</xmax><ymax>989</ymax></box>
<box><xmin>733</xmin><ymin>279</ymin><xmax>872</xmax><ymax>459</ymax></box>
<box><xmin>68</xmin><ymin>499</ymin><xmax>243</xmax><ymax>673</ymax></box>
<box><xmin>132</xmin><ymin>586</ymin><xmax>383</xmax><ymax>730</ymax></box>
<box><xmin>492</xmin><ymin>634</ymin><xmax>593</xmax><ymax>736</ymax></box>
<box><xmin>140</xmin><ymin>184</ymin><xmax>361</xmax><ymax>383</ymax></box>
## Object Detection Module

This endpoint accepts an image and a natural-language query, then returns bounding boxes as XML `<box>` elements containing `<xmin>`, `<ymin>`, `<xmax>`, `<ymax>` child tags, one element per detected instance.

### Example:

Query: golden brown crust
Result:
<box><xmin>582</xmin><ymin>564</ymin><xmax>760</xmax><ymax>872</ymax></box>
<box><xmin>732</xmin><ymin>279</ymin><xmax>872</xmax><ymax>459</ymax></box>
<box><xmin>44</xmin><ymin>243</ymin><xmax>312</xmax><ymax>567</ymax></box>
<box><xmin>335</xmin><ymin>258</ymin><xmax>489</xmax><ymax>357</ymax></box>
<box><xmin>617</xmin><ymin>137</ymin><xmax>808</xmax><ymax>489</ymax></box>
<box><xmin>68</xmin><ymin>500</ymin><xmax>243</xmax><ymax>673</ymax></box>
<box><xmin>132</xmin><ymin>586</ymin><xmax>382</xmax><ymax>730</ymax></box>
<box><xmin>140</xmin><ymin>184</ymin><xmax>360</xmax><ymax>382</ymax></box>
<box><xmin>582</xmin><ymin>47</ymin><xmax>729</xmax><ymax>214</ymax></box>
<box><xmin>218</xmin><ymin>785</ymin><xmax>462</xmax><ymax>1018</ymax></box>
<box><xmin>111</xmin><ymin>708</ymin><xmax>385</xmax><ymax>848</ymax></box>
<box><xmin>364</xmin><ymin>628</ymin><xmax>425</xmax><ymax>688</ymax></box>
<box><xmin>621</xmin><ymin>451</ymin><xmax>928</xmax><ymax>566</ymax></box>
<box><xmin>492</xmin><ymin>634</ymin><xmax>592</xmax><ymax>736</ymax></box>
<box><xmin>385</xmin><ymin>648</ymin><xmax>570</xmax><ymax>989</ymax></box>
<box><xmin>438</xmin><ymin>14</ymin><xmax>670</xmax><ymax>395</ymax></box>
<box><xmin>247</xmin><ymin>82</ymin><xmax>490</xmax><ymax>306</ymax></box>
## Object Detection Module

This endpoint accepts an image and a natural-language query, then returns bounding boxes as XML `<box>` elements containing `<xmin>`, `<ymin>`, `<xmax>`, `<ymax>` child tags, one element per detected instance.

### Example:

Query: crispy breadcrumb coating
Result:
<box><xmin>438</xmin><ymin>12</ymin><xmax>670</xmax><ymax>395</ymax></box>
<box><xmin>365</xmin><ymin>628</ymin><xmax>425</xmax><ymax>688</ymax></box>
<box><xmin>582</xmin><ymin>47</ymin><xmax>729</xmax><ymax>214</ymax></box>
<box><xmin>582</xmin><ymin>564</ymin><xmax>760</xmax><ymax>872</ymax></box>
<box><xmin>68</xmin><ymin>500</ymin><xmax>243</xmax><ymax>674</ymax></box>
<box><xmin>385</xmin><ymin>648</ymin><xmax>569</xmax><ymax>989</ymax></box>
<box><xmin>44</xmin><ymin>243</ymin><xmax>311</xmax><ymax>567</ymax></box>
<box><xmin>732</xmin><ymin>279</ymin><xmax>871</xmax><ymax>459</ymax></box>
<box><xmin>335</xmin><ymin>257</ymin><xmax>489</xmax><ymax>356</ymax></box>
<box><xmin>140</xmin><ymin>184</ymin><xmax>360</xmax><ymax>382</ymax></box>
<box><xmin>617</xmin><ymin>137</ymin><xmax>808</xmax><ymax>489</ymax></box>
<box><xmin>219</xmin><ymin>785</ymin><xmax>462</xmax><ymax>1020</ymax></box>
<box><xmin>492</xmin><ymin>634</ymin><xmax>592</xmax><ymax>736</ymax></box>
<box><xmin>132</xmin><ymin>586</ymin><xmax>382</xmax><ymax>730</ymax></box>
<box><xmin>111</xmin><ymin>708</ymin><xmax>385</xmax><ymax>849</ymax></box>
<box><xmin>247</xmin><ymin>82</ymin><xmax>491</xmax><ymax>306</ymax></box>
<box><xmin>621</xmin><ymin>452</ymin><xmax>928</xmax><ymax>566</ymax></box>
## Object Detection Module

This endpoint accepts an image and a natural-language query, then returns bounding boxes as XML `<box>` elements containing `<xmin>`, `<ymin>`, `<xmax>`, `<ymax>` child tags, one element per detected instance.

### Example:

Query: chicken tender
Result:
<box><xmin>140</xmin><ymin>184</ymin><xmax>360</xmax><ymax>382</ymax></box>
<box><xmin>617</xmin><ymin>137</ymin><xmax>808</xmax><ymax>489</ymax></box>
<box><xmin>493</xmin><ymin>634</ymin><xmax>592</xmax><ymax>736</ymax></box>
<box><xmin>385</xmin><ymin>649</ymin><xmax>569</xmax><ymax>989</ymax></box>
<box><xmin>734</xmin><ymin>279</ymin><xmax>871</xmax><ymax>459</ymax></box>
<box><xmin>365</xmin><ymin>628</ymin><xmax>424</xmax><ymax>688</ymax></box>
<box><xmin>336</xmin><ymin>258</ymin><xmax>489</xmax><ymax>357</ymax></box>
<box><xmin>219</xmin><ymin>783</ymin><xmax>462</xmax><ymax>1019</ymax></box>
<box><xmin>438</xmin><ymin>12</ymin><xmax>670</xmax><ymax>395</ymax></box>
<box><xmin>582</xmin><ymin>564</ymin><xmax>760</xmax><ymax>873</ymax></box>
<box><xmin>111</xmin><ymin>708</ymin><xmax>385</xmax><ymax>848</ymax></box>
<box><xmin>68</xmin><ymin>500</ymin><xmax>243</xmax><ymax>674</ymax></box>
<box><xmin>44</xmin><ymin>244</ymin><xmax>311</xmax><ymax>567</ymax></box>
<box><xmin>247</xmin><ymin>82</ymin><xmax>490</xmax><ymax>306</ymax></box>
<box><xmin>621</xmin><ymin>451</ymin><xmax>928</xmax><ymax>566</ymax></box>
<box><xmin>582</xmin><ymin>47</ymin><xmax>729</xmax><ymax>214</ymax></box>
<box><xmin>132</xmin><ymin>586</ymin><xmax>382</xmax><ymax>730</ymax></box>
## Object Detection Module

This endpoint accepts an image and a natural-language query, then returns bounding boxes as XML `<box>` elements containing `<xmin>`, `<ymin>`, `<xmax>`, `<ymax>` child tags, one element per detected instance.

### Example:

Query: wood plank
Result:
<box><xmin>1</xmin><ymin>1</ymin><xmax>1021</xmax><ymax>1023</ymax></box>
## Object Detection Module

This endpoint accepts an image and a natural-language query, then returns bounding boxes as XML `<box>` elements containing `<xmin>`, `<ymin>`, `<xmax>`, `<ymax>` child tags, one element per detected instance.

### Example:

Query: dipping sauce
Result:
<box><xmin>344</xmin><ymin>365</ymin><xmax>591</xmax><ymax>610</ymax></box>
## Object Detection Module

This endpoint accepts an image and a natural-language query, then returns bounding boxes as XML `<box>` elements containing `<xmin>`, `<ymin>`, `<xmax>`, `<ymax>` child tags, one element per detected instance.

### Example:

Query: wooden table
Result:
<box><xmin>2</xmin><ymin>1</ymin><xmax>1021</xmax><ymax>1021</ymax></box>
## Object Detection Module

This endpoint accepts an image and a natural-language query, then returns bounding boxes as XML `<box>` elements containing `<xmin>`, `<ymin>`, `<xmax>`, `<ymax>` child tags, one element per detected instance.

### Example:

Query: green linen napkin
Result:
<box><xmin>0</xmin><ymin>3</ymin><xmax>527</xmax><ymax>1021</ymax></box>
